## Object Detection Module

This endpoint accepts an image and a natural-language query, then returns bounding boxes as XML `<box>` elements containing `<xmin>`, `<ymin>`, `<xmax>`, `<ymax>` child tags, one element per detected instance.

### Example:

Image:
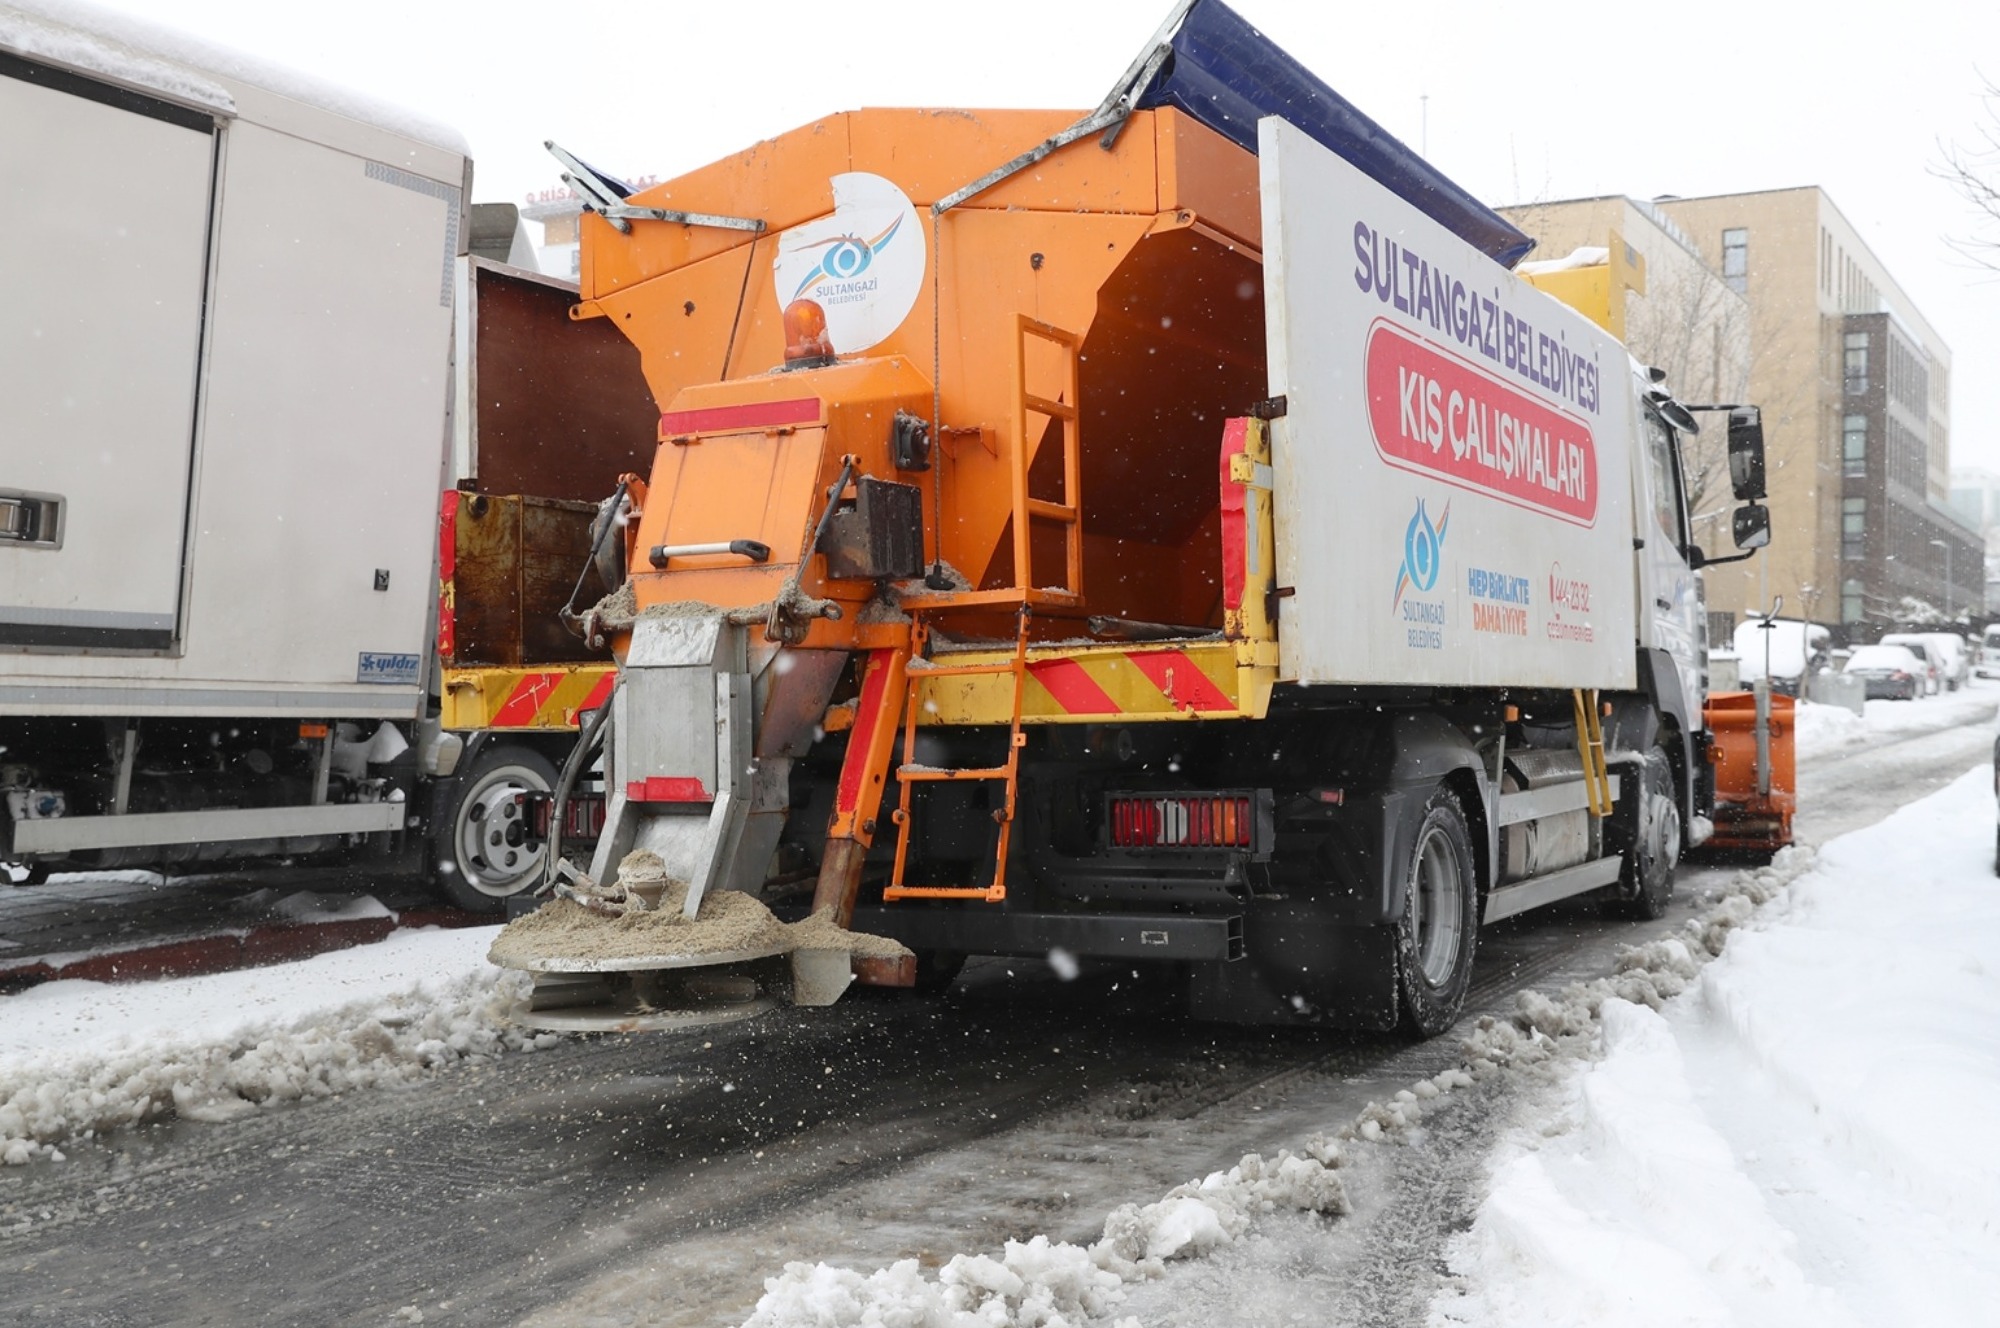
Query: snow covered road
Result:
<box><xmin>1</xmin><ymin>685</ymin><xmax>1994</xmax><ymax>1326</ymax></box>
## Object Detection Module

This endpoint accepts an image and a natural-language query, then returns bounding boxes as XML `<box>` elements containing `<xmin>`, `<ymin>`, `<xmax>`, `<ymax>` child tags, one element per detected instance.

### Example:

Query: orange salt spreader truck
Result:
<box><xmin>497</xmin><ymin>0</ymin><xmax>1780</xmax><ymax>1035</ymax></box>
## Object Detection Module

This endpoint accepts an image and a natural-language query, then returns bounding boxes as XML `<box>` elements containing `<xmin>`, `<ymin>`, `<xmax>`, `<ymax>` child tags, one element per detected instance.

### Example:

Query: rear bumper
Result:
<box><xmin>848</xmin><ymin>904</ymin><xmax>1242</xmax><ymax>961</ymax></box>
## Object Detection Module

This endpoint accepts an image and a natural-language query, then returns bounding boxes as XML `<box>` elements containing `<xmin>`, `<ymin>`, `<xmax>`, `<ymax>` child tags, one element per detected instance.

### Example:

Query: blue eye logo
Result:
<box><xmin>789</xmin><ymin>213</ymin><xmax>904</xmax><ymax>302</ymax></box>
<box><xmin>820</xmin><ymin>238</ymin><xmax>871</xmax><ymax>280</ymax></box>
<box><xmin>1393</xmin><ymin>498</ymin><xmax>1450</xmax><ymax>609</ymax></box>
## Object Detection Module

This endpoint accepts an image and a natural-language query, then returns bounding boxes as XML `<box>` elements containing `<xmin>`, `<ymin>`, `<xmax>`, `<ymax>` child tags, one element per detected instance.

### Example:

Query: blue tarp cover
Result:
<box><xmin>1134</xmin><ymin>0</ymin><xmax>1535</xmax><ymax>268</ymax></box>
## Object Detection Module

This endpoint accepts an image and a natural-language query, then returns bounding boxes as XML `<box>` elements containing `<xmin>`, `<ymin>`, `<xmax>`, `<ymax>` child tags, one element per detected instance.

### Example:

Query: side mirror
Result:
<box><xmin>1733</xmin><ymin>502</ymin><xmax>1771</xmax><ymax>550</ymax></box>
<box><xmin>1728</xmin><ymin>406</ymin><xmax>1767</xmax><ymax>501</ymax></box>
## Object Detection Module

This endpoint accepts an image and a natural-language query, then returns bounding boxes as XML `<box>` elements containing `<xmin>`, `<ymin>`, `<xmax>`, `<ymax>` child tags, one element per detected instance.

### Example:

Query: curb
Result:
<box><xmin>0</xmin><ymin>907</ymin><xmax>490</xmax><ymax>994</ymax></box>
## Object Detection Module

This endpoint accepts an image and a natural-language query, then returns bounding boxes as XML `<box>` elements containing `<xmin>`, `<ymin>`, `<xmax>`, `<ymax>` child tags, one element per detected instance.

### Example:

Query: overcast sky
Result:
<box><xmin>87</xmin><ymin>0</ymin><xmax>2000</xmax><ymax>469</ymax></box>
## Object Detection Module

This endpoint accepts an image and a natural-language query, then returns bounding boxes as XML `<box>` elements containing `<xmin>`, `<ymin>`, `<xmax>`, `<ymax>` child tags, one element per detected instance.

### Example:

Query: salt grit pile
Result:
<box><xmin>1432</xmin><ymin>767</ymin><xmax>2000</xmax><ymax>1327</ymax></box>
<box><xmin>487</xmin><ymin>851</ymin><xmax>912</xmax><ymax>968</ymax></box>
<box><xmin>0</xmin><ymin>925</ymin><xmax>540</xmax><ymax>1168</ymax></box>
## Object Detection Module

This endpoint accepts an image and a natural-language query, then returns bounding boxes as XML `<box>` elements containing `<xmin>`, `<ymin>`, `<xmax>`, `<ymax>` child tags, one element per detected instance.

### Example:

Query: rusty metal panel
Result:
<box><xmin>820</xmin><ymin>477</ymin><xmax>923</xmax><ymax>581</ymax></box>
<box><xmin>468</xmin><ymin>259</ymin><xmax>658</xmax><ymax>501</ymax></box>
<box><xmin>449</xmin><ymin>493</ymin><xmax>604</xmax><ymax>666</ymax></box>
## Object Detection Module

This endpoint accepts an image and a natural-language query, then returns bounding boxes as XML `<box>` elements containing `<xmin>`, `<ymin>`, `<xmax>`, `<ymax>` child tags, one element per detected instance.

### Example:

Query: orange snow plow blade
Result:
<box><xmin>1704</xmin><ymin>691</ymin><xmax>1796</xmax><ymax>854</ymax></box>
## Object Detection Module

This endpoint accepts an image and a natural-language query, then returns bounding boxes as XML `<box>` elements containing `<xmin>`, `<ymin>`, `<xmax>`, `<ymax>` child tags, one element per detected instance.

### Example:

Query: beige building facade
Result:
<box><xmin>1503</xmin><ymin>195</ymin><xmax>1751</xmax><ymax>528</ymax></box>
<box><xmin>1506</xmin><ymin>188</ymin><xmax>1965</xmax><ymax>634</ymax></box>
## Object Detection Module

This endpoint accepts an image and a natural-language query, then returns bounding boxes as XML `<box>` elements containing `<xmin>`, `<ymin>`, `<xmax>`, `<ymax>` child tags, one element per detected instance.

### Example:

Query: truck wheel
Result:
<box><xmin>1394</xmin><ymin>785</ymin><xmax>1479</xmax><ymax>1038</ymax></box>
<box><xmin>4</xmin><ymin>861</ymin><xmax>50</xmax><ymax>887</ymax></box>
<box><xmin>433</xmin><ymin>744</ymin><xmax>557</xmax><ymax>912</ymax></box>
<box><xmin>1607</xmin><ymin>748</ymin><xmax>1679</xmax><ymax>920</ymax></box>
<box><xmin>912</xmin><ymin>950</ymin><xmax>967</xmax><ymax>993</ymax></box>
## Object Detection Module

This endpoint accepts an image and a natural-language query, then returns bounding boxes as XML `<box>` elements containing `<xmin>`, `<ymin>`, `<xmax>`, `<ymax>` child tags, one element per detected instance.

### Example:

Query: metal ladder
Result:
<box><xmin>877</xmin><ymin>318</ymin><xmax>1078</xmax><ymax>900</ymax></box>
<box><xmin>1572</xmin><ymin>688</ymin><xmax>1614</xmax><ymax>817</ymax></box>
<box><xmin>1012</xmin><ymin>316</ymin><xmax>1083</xmax><ymax>601</ymax></box>
<box><xmin>882</xmin><ymin>609</ymin><xmax>1031</xmax><ymax>902</ymax></box>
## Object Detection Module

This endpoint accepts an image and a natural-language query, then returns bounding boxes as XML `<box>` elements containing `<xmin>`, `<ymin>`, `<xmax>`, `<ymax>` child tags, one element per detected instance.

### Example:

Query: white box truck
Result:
<box><xmin>0</xmin><ymin>5</ymin><xmax>654</xmax><ymax>904</ymax></box>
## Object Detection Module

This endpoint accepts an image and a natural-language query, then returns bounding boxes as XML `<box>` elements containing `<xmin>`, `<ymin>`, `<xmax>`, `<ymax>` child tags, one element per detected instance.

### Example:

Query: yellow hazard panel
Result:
<box><xmin>915</xmin><ymin>642</ymin><xmax>1243</xmax><ymax>725</ymax></box>
<box><xmin>441</xmin><ymin>665</ymin><xmax>617</xmax><ymax>731</ymax></box>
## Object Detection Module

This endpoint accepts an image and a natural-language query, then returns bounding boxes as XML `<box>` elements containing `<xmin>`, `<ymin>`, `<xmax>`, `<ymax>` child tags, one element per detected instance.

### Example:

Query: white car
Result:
<box><xmin>1920</xmin><ymin>632</ymin><xmax>1971</xmax><ymax>690</ymax></box>
<box><xmin>1979</xmin><ymin>625</ymin><xmax>2000</xmax><ymax>679</ymax></box>
<box><xmin>1731</xmin><ymin>619</ymin><xmax>1831</xmax><ymax>697</ymax></box>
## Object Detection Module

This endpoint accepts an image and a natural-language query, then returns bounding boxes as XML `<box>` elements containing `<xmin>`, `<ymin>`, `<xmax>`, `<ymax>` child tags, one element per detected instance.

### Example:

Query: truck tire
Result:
<box><xmin>1394</xmin><ymin>785</ymin><xmax>1480</xmax><ymax>1038</ymax></box>
<box><xmin>1607</xmin><ymin>747</ymin><xmax>1679</xmax><ymax>920</ymax></box>
<box><xmin>432</xmin><ymin>744</ymin><xmax>557</xmax><ymax>912</ymax></box>
<box><xmin>913</xmin><ymin>950</ymin><xmax>968</xmax><ymax>993</ymax></box>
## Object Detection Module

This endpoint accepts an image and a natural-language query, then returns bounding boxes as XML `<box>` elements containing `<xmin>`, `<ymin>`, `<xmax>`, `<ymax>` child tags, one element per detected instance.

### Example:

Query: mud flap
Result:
<box><xmin>589</xmin><ymin>613</ymin><xmax>758</xmax><ymax>916</ymax></box>
<box><xmin>1185</xmin><ymin>901</ymin><xmax>1399</xmax><ymax>1029</ymax></box>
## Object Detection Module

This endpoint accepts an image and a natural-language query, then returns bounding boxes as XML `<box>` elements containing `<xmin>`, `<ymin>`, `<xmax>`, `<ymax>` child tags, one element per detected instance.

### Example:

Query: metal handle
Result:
<box><xmin>0</xmin><ymin>491</ymin><xmax>63</xmax><ymax>549</ymax></box>
<box><xmin>647</xmin><ymin>538</ymin><xmax>771</xmax><ymax>569</ymax></box>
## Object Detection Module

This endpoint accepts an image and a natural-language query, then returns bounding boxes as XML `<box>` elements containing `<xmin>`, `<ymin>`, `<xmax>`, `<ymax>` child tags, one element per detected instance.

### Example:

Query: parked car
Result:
<box><xmin>1921</xmin><ymin>632</ymin><xmax>1971</xmax><ymax>690</ymax></box>
<box><xmin>1844</xmin><ymin>644</ymin><xmax>1926</xmax><ymax>700</ymax></box>
<box><xmin>1979</xmin><ymin>625</ymin><xmax>2000</xmax><ymax>679</ymax></box>
<box><xmin>1880</xmin><ymin>633</ymin><xmax>1946</xmax><ymax>695</ymax></box>
<box><xmin>1732</xmin><ymin>618</ymin><xmax>1832</xmax><ymax>697</ymax></box>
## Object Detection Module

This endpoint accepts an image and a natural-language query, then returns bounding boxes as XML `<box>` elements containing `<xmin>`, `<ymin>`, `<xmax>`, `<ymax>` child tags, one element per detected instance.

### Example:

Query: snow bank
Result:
<box><xmin>1793</xmin><ymin>681</ymin><xmax>1996</xmax><ymax>760</ymax></box>
<box><xmin>0</xmin><ymin>925</ymin><xmax>550</xmax><ymax>1167</ymax></box>
<box><xmin>1701</xmin><ymin>769</ymin><xmax>2000</xmax><ymax>1233</ymax></box>
<box><xmin>744</xmin><ymin>1144</ymin><xmax>1350</xmax><ymax>1328</ymax></box>
<box><xmin>1789</xmin><ymin>699</ymin><xmax>1866</xmax><ymax>759</ymax></box>
<box><xmin>736</xmin><ymin>829</ymin><xmax>1835</xmax><ymax>1327</ymax></box>
<box><xmin>1434</xmin><ymin>768</ymin><xmax>2000</xmax><ymax>1325</ymax></box>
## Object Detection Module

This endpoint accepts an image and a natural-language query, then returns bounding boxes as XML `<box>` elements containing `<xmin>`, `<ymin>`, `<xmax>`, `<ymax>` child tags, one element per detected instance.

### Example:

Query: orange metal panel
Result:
<box><xmin>584</xmin><ymin>118</ymin><xmax>852</xmax><ymax>301</ymax></box>
<box><xmin>1153</xmin><ymin>108</ymin><xmax>1262</xmax><ymax>252</ymax></box>
<box><xmin>846</xmin><ymin>107</ymin><xmax>1156</xmax><ymax>215</ymax></box>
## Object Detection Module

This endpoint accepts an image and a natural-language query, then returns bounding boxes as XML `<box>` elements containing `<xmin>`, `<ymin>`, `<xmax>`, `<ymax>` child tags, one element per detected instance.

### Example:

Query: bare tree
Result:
<box><xmin>1622</xmin><ymin>255</ymin><xmax>1752</xmax><ymax>521</ymax></box>
<box><xmin>1937</xmin><ymin>77</ymin><xmax>2000</xmax><ymax>267</ymax></box>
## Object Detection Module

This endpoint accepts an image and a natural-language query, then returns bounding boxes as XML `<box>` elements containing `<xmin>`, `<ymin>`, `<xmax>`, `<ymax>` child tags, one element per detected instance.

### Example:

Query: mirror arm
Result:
<box><xmin>1696</xmin><ymin>547</ymin><xmax>1761</xmax><ymax>568</ymax></box>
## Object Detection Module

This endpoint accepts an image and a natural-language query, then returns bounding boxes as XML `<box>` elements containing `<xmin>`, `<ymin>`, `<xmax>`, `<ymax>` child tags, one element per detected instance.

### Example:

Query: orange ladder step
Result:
<box><xmin>883</xmin><ymin>609</ymin><xmax>1030</xmax><ymax>904</ymax></box>
<box><xmin>897</xmin><ymin>763</ymin><xmax>1014</xmax><ymax>783</ymax></box>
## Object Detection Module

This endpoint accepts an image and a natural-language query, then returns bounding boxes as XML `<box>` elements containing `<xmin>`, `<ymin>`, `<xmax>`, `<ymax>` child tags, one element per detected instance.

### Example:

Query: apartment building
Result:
<box><xmin>1506</xmin><ymin>188</ymin><xmax>1969</xmax><ymax>637</ymax></box>
<box><xmin>1501</xmin><ymin>195</ymin><xmax>1750</xmax><ymax>531</ymax></box>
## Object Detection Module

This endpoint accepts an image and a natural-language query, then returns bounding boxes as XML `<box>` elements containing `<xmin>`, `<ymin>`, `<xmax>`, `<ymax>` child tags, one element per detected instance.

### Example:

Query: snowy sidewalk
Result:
<box><xmin>1792</xmin><ymin>672</ymin><xmax>1998</xmax><ymax>760</ymax></box>
<box><xmin>0</xmin><ymin>923</ymin><xmax>544</xmax><ymax>1167</ymax></box>
<box><xmin>0</xmin><ymin>868</ymin><xmax>481</xmax><ymax>991</ymax></box>
<box><xmin>1433</xmin><ymin>767</ymin><xmax>2000</xmax><ymax>1326</ymax></box>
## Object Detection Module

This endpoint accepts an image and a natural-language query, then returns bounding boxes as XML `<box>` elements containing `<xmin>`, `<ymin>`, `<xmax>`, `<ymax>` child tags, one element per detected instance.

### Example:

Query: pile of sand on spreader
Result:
<box><xmin>486</xmin><ymin>852</ymin><xmax>912</xmax><ymax>969</ymax></box>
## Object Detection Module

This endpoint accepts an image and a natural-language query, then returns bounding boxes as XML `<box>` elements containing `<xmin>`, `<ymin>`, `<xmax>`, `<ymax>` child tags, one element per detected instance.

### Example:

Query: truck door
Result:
<box><xmin>0</xmin><ymin>58</ymin><xmax>218</xmax><ymax>651</ymax></box>
<box><xmin>1637</xmin><ymin>406</ymin><xmax>1703</xmax><ymax>713</ymax></box>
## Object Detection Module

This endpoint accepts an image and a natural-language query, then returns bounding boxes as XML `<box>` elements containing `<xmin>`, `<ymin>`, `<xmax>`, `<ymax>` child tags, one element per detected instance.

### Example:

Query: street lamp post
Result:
<box><xmin>1930</xmin><ymin>538</ymin><xmax>1953</xmax><ymax>619</ymax></box>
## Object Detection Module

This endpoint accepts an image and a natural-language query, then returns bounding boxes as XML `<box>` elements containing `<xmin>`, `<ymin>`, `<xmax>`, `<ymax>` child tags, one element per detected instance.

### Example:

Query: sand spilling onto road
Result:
<box><xmin>487</xmin><ymin>852</ymin><xmax>911</xmax><ymax>968</ymax></box>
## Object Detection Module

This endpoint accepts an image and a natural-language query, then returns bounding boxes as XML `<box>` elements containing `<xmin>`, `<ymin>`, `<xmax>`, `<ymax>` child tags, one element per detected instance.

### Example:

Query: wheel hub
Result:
<box><xmin>457</xmin><ymin>776</ymin><xmax>545</xmax><ymax>891</ymax></box>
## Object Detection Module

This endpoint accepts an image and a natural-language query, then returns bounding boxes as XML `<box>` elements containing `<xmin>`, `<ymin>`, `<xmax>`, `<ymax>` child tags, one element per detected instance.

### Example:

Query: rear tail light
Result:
<box><xmin>1108</xmin><ymin>793</ymin><xmax>1254</xmax><ymax>848</ymax></box>
<box><xmin>525</xmin><ymin>791</ymin><xmax>606</xmax><ymax>843</ymax></box>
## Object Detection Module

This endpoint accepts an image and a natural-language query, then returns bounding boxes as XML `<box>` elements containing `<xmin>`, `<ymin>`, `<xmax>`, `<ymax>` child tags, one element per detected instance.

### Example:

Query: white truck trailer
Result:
<box><xmin>0</xmin><ymin>5</ymin><xmax>650</xmax><ymax>904</ymax></box>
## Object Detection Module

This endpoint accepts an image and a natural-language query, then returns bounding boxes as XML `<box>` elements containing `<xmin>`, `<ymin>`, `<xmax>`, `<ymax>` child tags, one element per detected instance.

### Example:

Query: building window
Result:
<box><xmin>1721</xmin><ymin>227</ymin><xmax>1748</xmax><ymax>294</ymax></box>
<box><xmin>1841</xmin><ymin>578</ymin><xmax>1864</xmax><ymax>624</ymax></box>
<box><xmin>1842</xmin><ymin>497</ymin><xmax>1866</xmax><ymax>560</ymax></box>
<box><xmin>1845</xmin><ymin>331</ymin><xmax>1870</xmax><ymax>394</ymax></box>
<box><xmin>1843</xmin><ymin>414</ymin><xmax>1868</xmax><ymax>476</ymax></box>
